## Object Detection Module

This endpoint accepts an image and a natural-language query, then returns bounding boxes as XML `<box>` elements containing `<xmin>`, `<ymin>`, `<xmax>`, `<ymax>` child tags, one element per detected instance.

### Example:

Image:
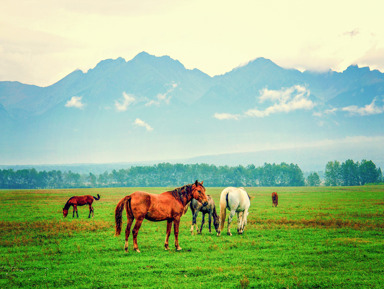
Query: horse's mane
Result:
<box><xmin>63</xmin><ymin>196</ymin><xmax>75</xmax><ymax>210</ymax></box>
<box><xmin>171</xmin><ymin>182</ymin><xmax>205</xmax><ymax>206</ymax></box>
<box><xmin>170</xmin><ymin>184</ymin><xmax>192</xmax><ymax>203</ymax></box>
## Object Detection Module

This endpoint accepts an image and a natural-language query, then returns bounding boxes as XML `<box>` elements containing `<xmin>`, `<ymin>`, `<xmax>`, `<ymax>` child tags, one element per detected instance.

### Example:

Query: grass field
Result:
<box><xmin>1</xmin><ymin>185</ymin><xmax>384</xmax><ymax>288</ymax></box>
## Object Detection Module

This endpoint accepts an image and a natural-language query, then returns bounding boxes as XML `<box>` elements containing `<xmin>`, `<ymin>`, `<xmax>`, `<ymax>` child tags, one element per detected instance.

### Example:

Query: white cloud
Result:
<box><xmin>245</xmin><ymin>85</ymin><xmax>314</xmax><ymax>118</ymax></box>
<box><xmin>115</xmin><ymin>92</ymin><xmax>135</xmax><ymax>111</ymax></box>
<box><xmin>215</xmin><ymin>85</ymin><xmax>315</xmax><ymax>120</ymax></box>
<box><xmin>65</xmin><ymin>96</ymin><xmax>84</xmax><ymax>109</ymax></box>
<box><xmin>134</xmin><ymin>118</ymin><xmax>153</xmax><ymax>131</ymax></box>
<box><xmin>214</xmin><ymin>113</ymin><xmax>239</xmax><ymax>120</ymax></box>
<box><xmin>342</xmin><ymin>97</ymin><xmax>384</xmax><ymax>116</ymax></box>
<box><xmin>146</xmin><ymin>82</ymin><xmax>177</xmax><ymax>106</ymax></box>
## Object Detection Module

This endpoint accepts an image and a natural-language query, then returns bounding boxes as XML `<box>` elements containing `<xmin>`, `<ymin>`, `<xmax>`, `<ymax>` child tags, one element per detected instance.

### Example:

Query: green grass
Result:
<box><xmin>1</xmin><ymin>186</ymin><xmax>384</xmax><ymax>288</ymax></box>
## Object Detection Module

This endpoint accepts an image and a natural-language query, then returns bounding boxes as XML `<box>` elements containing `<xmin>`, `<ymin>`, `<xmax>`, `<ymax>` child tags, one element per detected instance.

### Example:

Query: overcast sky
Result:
<box><xmin>1</xmin><ymin>0</ymin><xmax>384</xmax><ymax>87</ymax></box>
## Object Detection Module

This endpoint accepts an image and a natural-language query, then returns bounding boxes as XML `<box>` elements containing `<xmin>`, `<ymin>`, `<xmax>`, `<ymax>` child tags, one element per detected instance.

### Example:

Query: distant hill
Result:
<box><xmin>1</xmin><ymin>52</ymin><xmax>383</xmax><ymax>171</ymax></box>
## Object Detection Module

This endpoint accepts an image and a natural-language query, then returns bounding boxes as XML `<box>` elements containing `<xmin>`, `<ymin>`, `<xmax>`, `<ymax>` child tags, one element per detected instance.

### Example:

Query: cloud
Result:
<box><xmin>146</xmin><ymin>82</ymin><xmax>178</xmax><ymax>106</ymax></box>
<box><xmin>134</xmin><ymin>118</ymin><xmax>153</xmax><ymax>131</ymax></box>
<box><xmin>245</xmin><ymin>85</ymin><xmax>314</xmax><ymax>118</ymax></box>
<box><xmin>342</xmin><ymin>97</ymin><xmax>384</xmax><ymax>116</ymax></box>
<box><xmin>214</xmin><ymin>85</ymin><xmax>314</xmax><ymax>120</ymax></box>
<box><xmin>65</xmin><ymin>96</ymin><xmax>84</xmax><ymax>109</ymax></box>
<box><xmin>214</xmin><ymin>113</ymin><xmax>239</xmax><ymax>120</ymax></box>
<box><xmin>115</xmin><ymin>92</ymin><xmax>135</xmax><ymax>111</ymax></box>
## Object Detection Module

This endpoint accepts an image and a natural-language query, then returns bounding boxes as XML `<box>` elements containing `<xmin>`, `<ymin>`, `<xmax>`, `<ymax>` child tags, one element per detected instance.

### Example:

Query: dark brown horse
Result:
<box><xmin>272</xmin><ymin>192</ymin><xmax>278</xmax><ymax>207</ymax></box>
<box><xmin>190</xmin><ymin>195</ymin><xmax>220</xmax><ymax>236</ymax></box>
<box><xmin>115</xmin><ymin>180</ymin><xmax>208</xmax><ymax>253</ymax></box>
<box><xmin>63</xmin><ymin>194</ymin><xmax>101</xmax><ymax>218</ymax></box>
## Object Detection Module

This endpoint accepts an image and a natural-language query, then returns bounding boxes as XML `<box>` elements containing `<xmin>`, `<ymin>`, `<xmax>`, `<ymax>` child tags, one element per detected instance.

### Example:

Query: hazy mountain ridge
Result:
<box><xmin>1</xmin><ymin>52</ymin><xmax>383</xmax><ymax>169</ymax></box>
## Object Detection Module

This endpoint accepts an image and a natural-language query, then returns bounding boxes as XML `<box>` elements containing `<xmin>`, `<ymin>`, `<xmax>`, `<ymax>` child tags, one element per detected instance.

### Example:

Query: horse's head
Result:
<box><xmin>63</xmin><ymin>208</ymin><xmax>68</xmax><ymax>218</ymax></box>
<box><xmin>191</xmin><ymin>180</ymin><xmax>208</xmax><ymax>206</ymax></box>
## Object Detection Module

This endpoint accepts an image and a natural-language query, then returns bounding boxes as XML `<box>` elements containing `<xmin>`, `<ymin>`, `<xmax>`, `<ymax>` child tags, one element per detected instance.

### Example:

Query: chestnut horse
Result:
<box><xmin>272</xmin><ymin>192</ymin><xmax>278</xmax><ymax>207</ymax></box>
<box><xmin>190</xmin><ymin>195</ymin><xmax>220</xmax><ymax>236</ymax></box>
<box><xmin>63</xmin><ymin>194</ymin><xmax>101</xmax><ymax>218</ymax></box>
<box><xmin>115</xmin><ymin>180</ymin><xmax>208</xmax><ymax>253</ymax></box>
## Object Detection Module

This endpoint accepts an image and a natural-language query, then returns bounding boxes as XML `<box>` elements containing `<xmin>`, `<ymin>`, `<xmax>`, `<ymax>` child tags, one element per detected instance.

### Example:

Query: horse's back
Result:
<box><xmin>221</xmin><ymin>187</ymin><xmax>250</xmax><ymax>211</ymax></box>
<box><xmin>130</xmin><ymin>191</ymin><xmax>182</xmax><ymax>221</ymax></box>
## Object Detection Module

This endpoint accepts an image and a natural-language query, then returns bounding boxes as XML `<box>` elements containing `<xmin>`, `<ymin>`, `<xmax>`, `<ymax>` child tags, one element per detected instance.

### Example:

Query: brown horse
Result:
<box><xmin>115</xmin><ymin>180</ymin><xmax>208</xmax><ymax>253</ymax></box>
<box><xmin>63</xmin><ymin>194</ymin><xmax>101</xmax><ymax>218</ymax></box>
<box><xmin>190</xmin><ymin>195</ymin><xmax>220</xmax><ymax>236</ymax></box>
<box><xmin>272</xmin><ymin>192</ymin><xmax>278</xmax><ymax>207</ymax></box>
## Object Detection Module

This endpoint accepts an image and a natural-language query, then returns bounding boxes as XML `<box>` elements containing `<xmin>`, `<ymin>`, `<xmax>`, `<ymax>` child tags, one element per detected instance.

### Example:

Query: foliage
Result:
<box><xmin>306</xmin><ymin>172</ymin><xmax>321</xmax><ymax>186</ymax></box>
<box><xmin>325</xmin><ymin>159</ymin><xmax>382</xmax><ymax>186</ymax></box>
<box><xmin>1</xmin><ymin>186</ymin><xmax>384</xmax><ymax>288</ymax></box>
<box><xmin>0</xmin><ymin>162</ymin><xmax>305</xmax><ymax>189</ymax></box>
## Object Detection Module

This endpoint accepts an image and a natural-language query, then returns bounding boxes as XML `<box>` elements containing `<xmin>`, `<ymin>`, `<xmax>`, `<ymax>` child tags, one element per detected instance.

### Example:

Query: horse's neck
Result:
<box><xmin>63</xmin><ymin>202</ymin><xmax>73</xmax><ymax>210</ymax></box>
<box><xmin>212</xmin><ymin>206</ymin><xmax>218</xmax><ymax>219</ymax></box>
<box><xmin>170</xmin><ymin>185</ymin><xmax>193</xmax><ymax>207</ymax></box>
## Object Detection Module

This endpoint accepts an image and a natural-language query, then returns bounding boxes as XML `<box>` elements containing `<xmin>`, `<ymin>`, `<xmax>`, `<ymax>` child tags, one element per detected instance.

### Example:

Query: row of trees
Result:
<box><xmin>324</xmin><ymin>159</ymin><xmax>382</xmax><ymax>186</ymax></box>
<box><xmin>0</xmin><ymin>162</ymin><xmax>305</xmax><ymax>189</ymax></box>
<box><xmin>0</xmin><ymin>160</ymin><xmax>381</xmax><ymax>189</ymax></box>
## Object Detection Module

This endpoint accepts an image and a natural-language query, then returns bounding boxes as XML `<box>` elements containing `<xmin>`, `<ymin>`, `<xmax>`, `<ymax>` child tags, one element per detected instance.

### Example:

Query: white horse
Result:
<box><xmin>218</xmin><ymin>187</ymin><xmax>251</xmax><ymax>236</ymax></box>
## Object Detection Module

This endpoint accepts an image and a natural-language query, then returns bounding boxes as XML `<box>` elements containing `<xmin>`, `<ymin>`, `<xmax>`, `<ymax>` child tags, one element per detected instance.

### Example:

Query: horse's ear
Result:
<box><xmin>201</xmin><ymin>181</ymin><xmax>204</xmax><ymax>185</ymax></box>
<box><xmin>195</xmin><ymin>180</ymin><xmax>198</xmax><ymax>186</ymax></box>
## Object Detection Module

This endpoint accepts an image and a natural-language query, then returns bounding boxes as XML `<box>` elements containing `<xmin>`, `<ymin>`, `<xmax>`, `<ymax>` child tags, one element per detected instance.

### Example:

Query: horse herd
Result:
<box><xmin>62</xmin><ymin>180</ymin><xmax>279</xmax><ymax>253</ymax></box>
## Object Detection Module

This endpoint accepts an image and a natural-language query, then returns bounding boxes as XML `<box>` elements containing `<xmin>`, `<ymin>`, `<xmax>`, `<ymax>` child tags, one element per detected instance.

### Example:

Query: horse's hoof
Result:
<box><xmin>217</xmin><ymin>232</ymin><xmax>221</xmax><ymax>237</ymax></box>
<box><xmin>227</xmin><ymin>232</ymin><xmax>232</xmax><ymax>236</ymax></box>
<box><xmin>164</xmin><ymin>245</ymin><xmax>169</xmax><ymax>251</ymax></box>
<box><xmin>176</xmin><ymin>247</ymin><xmax>182</xmax><ymax>251</ymax></box>
<box><xmin>197</xmin><ymin>231</ymin><xmax>202</xmax><ymax>235</ymax></box>
<box><xmin>134</xmin><ymin>248</ymin><xmax>141</xmax><ymax>253</ymax></box>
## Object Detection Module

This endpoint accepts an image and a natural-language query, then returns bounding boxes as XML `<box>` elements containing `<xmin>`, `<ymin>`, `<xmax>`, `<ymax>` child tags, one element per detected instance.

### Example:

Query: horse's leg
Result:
<box><xmin>191</xmin><ymin>210</ymin><xmax>197</xmax><ymax>234</ymax></box>
<box><xmin>124</xmin><ymin>216</ymin><xmax>134</xmax><ymax>252</ymax></box>
<box><xmin>76</xmin><ymin>205</ymin><xmax>79</xmax><ymax>218</ymax></box>
<box><xmin>208</xmin><ymin>211</ymin><xmax>212</xmax><ymax>233</ymax></box>
<box><xmin>73</xmin><ymin>205</ymin><xmax>78</xmax><ymax>218</ymax></box>
<box><xmin>237</xmin><ymin>212</ymin><xmax>244</xmax><ymax>233</ymax></box>
<box><xmin>132</xmin><ymin>217</ymin><xmax>144</xmax><ymax>253</ymax></box>
<box><xmin>174</xmin><ymin>218</ymin><xmax>182</xmax><ymax>251</ymax></box>
<box><xmin>199</xmin><ymin>213</ymin><xmax>205</xmax><ymax>234</ymax></box>
<box><xmin>164</xmin><ymin>219</ymin><xmax>172</xmax><ymax>250</ymax></box>
<box><xmin>227</xmin><ymin>209</ymin><xmax>236</xmax><ymax>236</ymax></box>
<box><xmin>88</xmin><ymin>204</ymin><xmax>92</xmax><ymax>218</ymax></box>
<box><xmin>240</xmin><ymin>209</ymin><xmax>249</xmax><ymax>234</ymax></box>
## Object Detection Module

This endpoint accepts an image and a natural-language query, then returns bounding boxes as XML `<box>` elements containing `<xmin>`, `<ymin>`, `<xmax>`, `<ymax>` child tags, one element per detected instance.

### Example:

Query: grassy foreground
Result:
<box><xmin>1</xmin><ymin>185</ymin><xmax>384</xmax><ymax>288</ymax></box>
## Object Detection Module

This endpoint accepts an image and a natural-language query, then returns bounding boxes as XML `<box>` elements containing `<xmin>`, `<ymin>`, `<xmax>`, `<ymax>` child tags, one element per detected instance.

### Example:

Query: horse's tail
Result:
<box><xmin>93</xmin><ymin>194</ymin><xmax>101</xmax><ymax>201</ymax></box>
<box><xmin>115</xmin><ymin>196</ymin><xmax>131</xmax><ymax>236</ymax></box>
<box><xmin>219</xmin><ymin>189</ymin><xmax>228</xmax><ymax>232</ymax></box>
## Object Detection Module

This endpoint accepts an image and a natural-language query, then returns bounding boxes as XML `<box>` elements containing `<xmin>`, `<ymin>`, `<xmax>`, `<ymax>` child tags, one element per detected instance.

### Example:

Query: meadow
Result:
<box><xmin>1</xmin><ymin>185</ymin><xmax>384</xmax><ymax>288</ymax></box>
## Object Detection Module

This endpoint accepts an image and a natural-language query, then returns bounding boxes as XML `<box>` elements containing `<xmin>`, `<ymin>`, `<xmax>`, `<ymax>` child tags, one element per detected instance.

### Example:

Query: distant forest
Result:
<box><xmin>0</xmin><ymin>160</ymin><xmax>382</xmax><ymax>189</ymax></box>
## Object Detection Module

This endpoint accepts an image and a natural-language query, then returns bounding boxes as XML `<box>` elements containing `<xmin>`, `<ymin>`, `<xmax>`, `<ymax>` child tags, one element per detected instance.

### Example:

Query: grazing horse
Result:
<box><xmin>218</xmin><ymin>187</ymin><xmax>251</xmax><ymax>236</ymax></box>
<box><xmin>63</xmin><ymin>194</ymin><xmax>101</xmax><ymax>218</ymax></box>
<box><xmin>272</xmin><ymin>192</ymin><xmax>278</xmax><ymax>207</ymax></box>
<box><xmin>115</xmin><ymin>180</ymin><xmax>208</xmax><ymax>253</ymax></box>
<box><xmin>190</xmin><ymin>195</ymin><xmax>220</xmax><ymax>236</ymax></box>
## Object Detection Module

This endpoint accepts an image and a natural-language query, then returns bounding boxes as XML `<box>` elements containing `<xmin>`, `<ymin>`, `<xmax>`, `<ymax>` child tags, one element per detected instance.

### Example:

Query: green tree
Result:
<box><xmin>325</xmin><ymin>161</ymin><xmax>341</xmax><ymax>186</ymax></box>
<box><xmin>359</xmin><ymin>160</ymin><xmax>380</xmax><ymax>185</ymax></box>
<box><xmin>307</xmin><ymin>172</ymin><xmax>321</xmax><ymax>186</ymax></box>
<box><xmin>341</xmin><ymin>159</ymin><xmax>360</xmax><ymax>186</ymax></box>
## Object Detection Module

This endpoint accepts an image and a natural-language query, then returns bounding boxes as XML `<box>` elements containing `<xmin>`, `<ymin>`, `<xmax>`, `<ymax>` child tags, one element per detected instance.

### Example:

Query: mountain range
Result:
<box><xmin>1</xmin><ymin>51</ymin><xmax>383</xmax><ymax>172</ymax></box>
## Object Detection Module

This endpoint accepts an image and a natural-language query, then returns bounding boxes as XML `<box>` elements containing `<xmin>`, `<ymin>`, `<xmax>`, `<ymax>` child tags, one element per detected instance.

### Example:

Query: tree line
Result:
<box><xmin>324</xmin><ymin>159</ymin><xmax>382</xmax><ymax>186</ymax></box>
<box><xmin>0</xmin><ymin>160</ymin><xmax>381</xmax><ymax>189</ymax></box>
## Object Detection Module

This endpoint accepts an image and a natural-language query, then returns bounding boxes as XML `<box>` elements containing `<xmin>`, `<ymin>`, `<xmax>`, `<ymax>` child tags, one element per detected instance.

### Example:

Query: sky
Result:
<box><xmin>1</xmin><ymin>0</ymin><xmax>384</xmax><ymax>87</ymax></box>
